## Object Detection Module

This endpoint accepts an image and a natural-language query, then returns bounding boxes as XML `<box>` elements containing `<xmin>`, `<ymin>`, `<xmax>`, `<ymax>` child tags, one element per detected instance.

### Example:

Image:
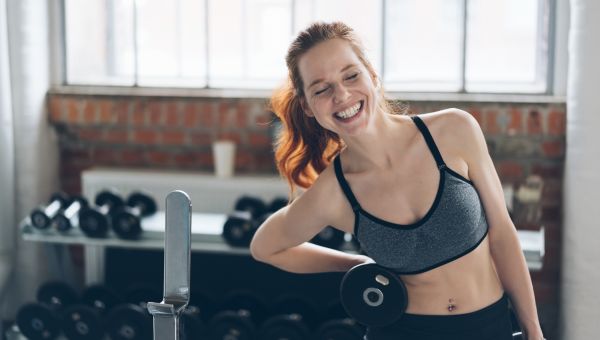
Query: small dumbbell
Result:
<box><xmin>111</xmin><ymin>192</ymin><xmax>157</xmax><ymax>240</ymax></box>
<box><xmin>260</xmin><ymin>295</ymin><xmax>318</xmax><ymax>340</ymax></box>
<box><xmin>16</xmin><ymin>281</ymin><xmax>79</xmax><ymax>340</ymax></box>
<box><xmin>209</xmin><ymin>291</ymin><xmax>268</xmax><ymax>340</ymax></box>
<box><xmin>267</xmin><ymin>196</ymin><xmax>288</xmax><ymax>213</ymax></box>
<box><xmin>311</xmin><ymin>226</ymin><xmax>346</xmax><ymax>249</ymax></box>
<box><xmin>52</xmin><ymin>196</ymin><xmax>89</xmax><ymax>233</ymax></box>
<box><xmin>222</xmin><ymin>196</ymin><xmax>268</xmax><ymax>247</ymax></box>
<box><xmin>30</xmin><ymin>192</ymin><xmax>71</xmax><ymax>230</ymax></box>
<box><xmin>78</xmin><ymin>190</ymin><xmax>124</xmax><ymax>238</ymax></box>
<box><xmin>61</xmin><ymin>285</ymin><xmax>121</xmax><ymax>340</ymax></box>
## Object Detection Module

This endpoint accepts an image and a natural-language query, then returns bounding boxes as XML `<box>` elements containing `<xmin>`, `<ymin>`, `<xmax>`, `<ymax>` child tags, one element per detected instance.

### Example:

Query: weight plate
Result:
<box><xmin>340</xmin><ymin>263</ymin><xmax>407</xmax><ymax>327</ymax></box>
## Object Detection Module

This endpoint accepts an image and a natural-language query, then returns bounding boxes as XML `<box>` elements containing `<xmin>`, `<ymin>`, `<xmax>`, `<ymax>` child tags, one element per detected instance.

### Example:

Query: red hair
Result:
<box><xmin>271</xmin><ymin>22</ymin><xmax>396</xmax><ymax>199</ymax></box>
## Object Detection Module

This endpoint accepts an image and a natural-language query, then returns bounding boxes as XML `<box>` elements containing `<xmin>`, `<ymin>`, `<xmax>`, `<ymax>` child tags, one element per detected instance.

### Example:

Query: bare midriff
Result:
<box><xmin>400</xmin><ymin>235</ymin><xmax>504</xmax><ymax>315</ymax></box>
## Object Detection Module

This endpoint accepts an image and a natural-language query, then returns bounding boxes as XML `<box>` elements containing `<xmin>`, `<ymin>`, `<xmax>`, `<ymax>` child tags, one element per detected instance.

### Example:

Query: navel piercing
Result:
<box><xmin>447</xmin><ymin>298</ymin><xmax>457</xmax><ymax>312</ymax></box>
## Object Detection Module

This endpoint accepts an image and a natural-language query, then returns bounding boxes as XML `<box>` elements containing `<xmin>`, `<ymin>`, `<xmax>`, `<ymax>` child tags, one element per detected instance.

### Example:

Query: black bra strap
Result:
<box><xmin>411</xmin><ymin>115</ymin><xmax>446</xmax><ymax>169</ymax></box>
<box><xmin>333</xmin><ymin>154</ymin><xmax>361</xmax><ymax>212</ymax></box>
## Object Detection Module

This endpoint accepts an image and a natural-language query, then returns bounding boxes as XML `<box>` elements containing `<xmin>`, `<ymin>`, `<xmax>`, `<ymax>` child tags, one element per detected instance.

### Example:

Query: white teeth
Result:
<box><xmin>335</xmin><ymin>102</ymin><xmax>361</xmax><ymax>119</ymax></box>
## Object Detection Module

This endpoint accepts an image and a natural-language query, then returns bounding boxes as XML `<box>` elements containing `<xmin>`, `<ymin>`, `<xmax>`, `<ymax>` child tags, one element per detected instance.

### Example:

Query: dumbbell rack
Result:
<box><xmin>19</xmin><ymin>168</ymin><xmax>546</xmax><ymax>286</ymax></box>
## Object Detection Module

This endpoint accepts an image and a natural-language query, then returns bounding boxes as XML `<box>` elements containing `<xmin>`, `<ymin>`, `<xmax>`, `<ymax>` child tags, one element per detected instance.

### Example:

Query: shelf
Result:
<box><xmin>20</xmin><ymin>212</ymin><xmax>545</xmax><ymax>269</ymax></box>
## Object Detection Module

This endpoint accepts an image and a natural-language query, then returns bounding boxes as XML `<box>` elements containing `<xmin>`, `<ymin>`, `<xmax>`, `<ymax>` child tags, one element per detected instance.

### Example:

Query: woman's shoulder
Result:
<box><xmin>416</xmin><ymin>108</ymin><xmax>482</xmax><ymax>145</ymax></box>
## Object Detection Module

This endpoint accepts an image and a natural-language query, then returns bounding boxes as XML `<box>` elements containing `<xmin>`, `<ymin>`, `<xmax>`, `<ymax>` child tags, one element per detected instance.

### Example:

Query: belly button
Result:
<box><xmin>447</xmin><ymin>298</ymin><xmax>457</xmax><ymax>312</ymax></box>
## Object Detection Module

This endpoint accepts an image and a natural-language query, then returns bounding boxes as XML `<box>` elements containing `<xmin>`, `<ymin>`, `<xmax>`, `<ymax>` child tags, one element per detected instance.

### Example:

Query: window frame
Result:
<box><xmin>52</xmin><ymin>0</ymin><xmax>567</xmax><ymax>99</ymax></box>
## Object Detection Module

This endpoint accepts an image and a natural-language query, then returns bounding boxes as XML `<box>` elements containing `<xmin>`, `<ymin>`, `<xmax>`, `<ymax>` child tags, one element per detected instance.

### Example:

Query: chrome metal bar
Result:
<box><xmin>147</xmin><ymin>190</ymin><xmax>192</xmax><ymax>340</ymax></box>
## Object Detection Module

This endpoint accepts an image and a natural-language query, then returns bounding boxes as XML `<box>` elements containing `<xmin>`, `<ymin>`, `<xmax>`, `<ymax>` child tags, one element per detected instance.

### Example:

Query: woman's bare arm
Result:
<box><xmin>250</xmin><ymin>165</ymin><xmax>369</xmax><ymax>273</ymax></box>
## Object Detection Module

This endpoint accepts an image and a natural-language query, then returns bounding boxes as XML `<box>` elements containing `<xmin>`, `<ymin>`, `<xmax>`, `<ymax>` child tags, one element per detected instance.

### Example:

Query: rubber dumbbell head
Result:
<box><xmin>30</xmin><ymin>192</ymin><xmax>71</xmax><ymax>230</ymax></box>
<box><xmin>111</xmin><ymin>192</ymin><xmax>157</xmax><ymax>239</ymax></box>
<box><xmin>16</xmin><ymin>281</ymin><xmax>79</xmax><ymax>340</ymax></box>
<box><xmin>52</xmin><ymin>196</ymin><xmax>88</xmax><ymax>233</ymax></box>
<box><xmin>61</xmin><ymin>285</ymin><xmax>121</xmax><ymax>340</ymax></box>
<box><xmin>209</xmin><ymin>291</ymin><xmax>268</xmax><ymax>340</ymax></box>
<box><xmin>104</xmin><ymin>304</ymin><xmax>152</xmax><ymax>340</ymax></box>
<box><xmin>267</xmin><ymin>196</ymin><xmax>288</xmax><ymax>213</ymax></box>
<box><xmin>316</xmin><ymin>318</ymin><xmax>365</xmax><ymax>340</ymax></box>
<box><xmin>222</xmin><ymin>211</ymin><xmax>260</xmax><ymax>247</ymax></box>
<box><xmin>340</xmin><ymin>263</ymin><xmax>408</xmax><ymax>327</ymax></box>
<box><xmin>78</xmin><ymin>190</ymin><xmax>124</xmax><ymax>238</ymax></box>
<box><xmin>234</xmin><ymin>195</ymin><xmax>268</xmax><ymax>219</ymax></box>
<box><xmin>259</xmin><ymin>295</ymin><xmax>319</xmax><ymax>340</ymax></box>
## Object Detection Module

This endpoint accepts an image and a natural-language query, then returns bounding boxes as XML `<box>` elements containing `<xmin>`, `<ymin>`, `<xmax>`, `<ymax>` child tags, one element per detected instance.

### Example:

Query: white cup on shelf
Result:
<box><xmin>212</xmin><ymin>140</ymin><xmax>236</xmax><ymax>178</ymax></box>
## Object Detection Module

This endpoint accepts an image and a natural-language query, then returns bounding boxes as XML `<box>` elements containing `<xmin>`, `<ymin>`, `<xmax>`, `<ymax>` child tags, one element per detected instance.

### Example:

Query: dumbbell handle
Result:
<box><xmin>62</xmin><ymin>199</ymin><xmax>85</xmax><ymax>220</ymax></box>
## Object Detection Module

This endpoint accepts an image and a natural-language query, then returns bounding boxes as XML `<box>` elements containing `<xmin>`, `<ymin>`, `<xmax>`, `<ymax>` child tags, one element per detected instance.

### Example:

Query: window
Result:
<box><xmin>64</xmin><ymin>0</ymin><xmax>553</xmax><ymax>94</ymax></box>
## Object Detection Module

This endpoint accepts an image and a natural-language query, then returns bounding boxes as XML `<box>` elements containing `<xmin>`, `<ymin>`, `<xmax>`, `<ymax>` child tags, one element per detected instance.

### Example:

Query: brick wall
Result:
<box><xmin>47</xmin><ymin>93</ymin><xmax>565</xmax><ymax>338</ymax></box>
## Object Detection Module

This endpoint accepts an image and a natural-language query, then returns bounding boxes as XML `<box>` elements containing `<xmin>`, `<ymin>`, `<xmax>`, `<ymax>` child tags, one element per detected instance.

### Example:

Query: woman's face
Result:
<box><xmin>298</xmin><ymin>38</ymin><xmax>379</xmax><ymax>136</ymax></box>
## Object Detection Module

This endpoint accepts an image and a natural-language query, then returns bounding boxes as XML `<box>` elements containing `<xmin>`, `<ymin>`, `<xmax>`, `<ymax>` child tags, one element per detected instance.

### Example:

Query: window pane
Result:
<box><xmin>65</xmin><ymin>0</ymin><xmax>135</xmax><ymax>85</ymax></box>
<box><xmin>209</xmin><ymin>0</ymin><xmax>291</xmax><ymax>88</ymax></box>
<box><xmin>136</xmin><ymin>0</ymin><xmax>206</xmax><ymax>87</ymax></box>
<box><xmin>294</xmin><ymin>0</ymin><xmax>382</xmax><ymax>74</ymax></box>
<box><xmin>466</xmin><ymin>0</ymin><xmax>545</xmax><ymax>93</ymax></box>
<box><xmin>384</xmin><ymin>0</ymin><xmax>462</xmax><ymax>91</ymax></box>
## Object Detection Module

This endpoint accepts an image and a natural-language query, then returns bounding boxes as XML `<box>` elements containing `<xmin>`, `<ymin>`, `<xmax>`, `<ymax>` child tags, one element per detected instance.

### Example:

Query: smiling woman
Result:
<box><xmin>250</xmin><ymin>22</ymin><xmax>546</xmax><ymax>340</ymax></box>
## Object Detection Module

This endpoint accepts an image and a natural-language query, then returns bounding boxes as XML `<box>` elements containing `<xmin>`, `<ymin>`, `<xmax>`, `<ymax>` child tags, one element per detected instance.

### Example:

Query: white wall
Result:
<box><xmin>560</xmin><ymin>0</ymin><xmax>600</xmax><ymax>338</ymax></box>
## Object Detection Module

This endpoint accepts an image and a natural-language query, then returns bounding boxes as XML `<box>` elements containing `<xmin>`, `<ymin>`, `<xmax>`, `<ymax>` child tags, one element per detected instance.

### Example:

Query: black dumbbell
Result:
<box><xmin>30</xmin><ymin>192</ymin><xmax>71</xmax><ymax>230</ymax></box>
<box><xmin>259</xmin><ymin>295</ymin><xmax>318</xmax><ymax>340</ymax></box>
<box><xmin>16</xmin><ymin>281</ymin><xmax>79</xmax><ymax>340</ymax></box>
<box><xmin>512</xmin><ymin>332</ymin><xmax>524</xmax><ymax>339</ymax></box>
<box><xmin>61</xmin><ymin>284</ymin><xmax>121</xmax><ymax>340</ymax></box>
<box><xmin>316</xmin><ymin>318</ymin><xmax>365</xmax><ymax>340</ymax></box>
<box><xmin>104</xmin><ymin>303</ymin><xmax>152</xmax><ymax>340</ymax></box>
<box><xmin>180</xmin><ymin>305</ymin><xmax>208</xmax><ymax>340</ymax></box>
<box><xmin>78</xmin><ymin>190</ymin><xmax>124</xmax><ymax>238</ymax></box>
<box><xmin>51</xmin><ymin>196</ymin><xmax>88</xmax><ymax>233</ymax></box>
<box><xmin>111</xmin><ymin>192</ymin><xmax>157</xmax><ymax>239</ymax></box>
<box><xmin>311</xmin><ymin>226</ymin><xmax>346</xmax><ymax>249</ymax></box>
<box><xmin>340</xmin><ymin>263</ymin><xmax>408</xmax><ymax>327</ymax></box>
<box><xmin>222</xmin><ymin>196</ymin><xmax>268</xmax><ymax>247</ymax></box>
<box><xmin>267</xmin><ymin>196</ymin><xmax>288</xmax><ymax>213</ymax></box>
<box><xmin>209</xmin><ymin>291</ymin><xmax>269</xmax><ymax>340</ymax></box>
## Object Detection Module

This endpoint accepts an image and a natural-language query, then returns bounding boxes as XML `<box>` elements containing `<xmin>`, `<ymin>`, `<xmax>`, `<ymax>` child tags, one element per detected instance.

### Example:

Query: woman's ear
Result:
<box><xmin>300</xmin><ymin>97</ymin><xmax>314</xmax><ymax>117</ymax></box>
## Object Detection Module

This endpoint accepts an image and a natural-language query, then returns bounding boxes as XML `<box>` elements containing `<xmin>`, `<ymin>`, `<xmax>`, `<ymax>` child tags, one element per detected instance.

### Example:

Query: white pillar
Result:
<box><xmin>560</xmin><ymin>0</ymin><xmax>600</xmax><ymax>338</ymax></box>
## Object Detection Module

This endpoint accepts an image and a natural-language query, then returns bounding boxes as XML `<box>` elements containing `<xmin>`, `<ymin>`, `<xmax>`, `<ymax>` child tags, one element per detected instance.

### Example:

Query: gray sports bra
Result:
<box><xmin>333</xmin><ymin>115</ymin><xmax>489</xmax><ymax>275</ymax></box>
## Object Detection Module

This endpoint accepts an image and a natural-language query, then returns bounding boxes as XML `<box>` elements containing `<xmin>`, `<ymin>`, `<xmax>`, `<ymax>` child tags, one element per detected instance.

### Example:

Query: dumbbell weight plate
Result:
<box><xmin>222</xmin><ymin>212</ymin><xmax>259</xmax><ymax>247</ymax></box>
<box><xmin>52</xmin><ymin>196</ymin><xmax>88</xmax><ymax>232</ymax></box>
<box><xmin>259</xmin><ymin>314</ymin><xmax>311</xmax><ymax>340</ymax></box>
<box><xmin>61</xmin><ymin>305</ymin><xmax>104</xmax><ymax>340</ymax></box>
<box><xmin>16</xmin><ymin>303</ymin><xmax>62</xmax><ymax>340</ymax></box>
<box><xmin>209</xmin><ymin>310</ymin><xmax>256</xmax><ymax>340</ymax></box>
<box><xmin>316</xmin><ymin>318</ymin><xmax>365</xmax><ymax>340</ymax></box>
<box><xmin>127</xmin><ymin>192</ymin><xmax>158</xmax><ymax>217</ymax></box>
<box><xmin>105</xmin><ymin>304</ymin><xmax>152</xmax><ymax>340</ymax></box>
<box><xmin>340</xmin><ymin>263</ymin><xmax>408</xmax><ymax>327</ymax></box>
<box><xmin>37</xmin><ymin>281</ymin><xmax>79</xmax><ymax>310</ymax></box>
<box><xmin>234</xmin><ymin>196</ymin><xmax>267</xmax><ymax>219</ymax></box>
<box><xmin>30</xmin><ymin>192</ymin><xmax>70</xmax><ymax>230</ymax></box>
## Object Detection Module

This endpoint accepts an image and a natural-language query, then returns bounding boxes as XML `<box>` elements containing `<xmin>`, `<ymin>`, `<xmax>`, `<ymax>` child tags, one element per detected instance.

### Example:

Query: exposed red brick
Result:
<box><xmin>173</xmin><ymin>152</ymin><xmax>197</xmax><ymax>167</ymax></box>
<box><xmin>531</xmin><ymin>163</ymin><xmax>564</xmax><ymax>178</ymax></box>
<box><xmin>104</xmin><ymin>129</ymin><xmax>129</xmax><ymax>144</ymax></box>
<box><xmin>216</xmin><ymin>132</ymin><xmax>242</xmax><ymax>144</ymax></box>
<box><xmin>235</xmin><ymin>109</ymin><xmax>248</xmax><ymax>128</ymax></box>
<box><xmin>541</xmin><ymin>140</ymin><xmax>564</xmax><ymax>158</ymax></box>
<box><xmin>527</xmin><ymin>110</ymin><xmax>543</xmax><ymax>135</ymax></box>
<box><xmin>496</xmin><ymin>161</ymin><xmax>524</xmax><ymax>180</ymax></box>
<box><xmin>484</xmin><ymin>109</ymin><xmax>500</xmax><ymax>134</ymax></box>
<box><xmin>183</xmin><ymin>102</ymin><xmax>198</xmax><ymax>127</ymax></box>
<box><xmin>92</xmin><ymin>147</ymin><xmax>118</xmax><ymax>164</ymax></box>
<box><xmin>508</xmin><ymin>108</ymin><xmax>523</xmax><ymax>134</ymax></box>
<box><xmin>161</xmin><ymin>131</ymin><xmax>185</xmax><ymax>145</ymax></box>
<box><xmin>196</xmin><ymin>150</ymin><xmax>213</xmax><ymax>167</ymax></box>
<box><xmin>66</xmin><ymin>97</ymin><xmax>80</xmax><ymax>124</ymax></box>
<box><xmin>547</xmin><ymin>110</ymin><xmax>566</xmax><ymax>136</ymax></box>
<box><xmin>120</xmin><ymin>149</ymin><xmax>145</xmax><ymax>166</ymax></box>
<box><xmin>190</xmin><ymin>132</ymin><xmax>212</xmax><ymax>146</ymax></box>
<box><xmin>469</xmin><ymin>109</ymin><xmax>482</xmax><ymax>125</ymax></box>
<box><xmin>146</xmin><ymin>150</ymin><xmax>171</xmax><ymax>164</ymax></box>
<box><xmin>98</xmin><ymin>100</ymin><xmax>113</xmax><ymax>124</ymax></box>
<box><xmin>248</xmin><ymin>132</ymin><xmax>271</xmax><ymax>147</ymax></box>
<box><xmin>147</xmin><ymin>101</ymin><xmax>164</xmax><ymax>125</ymax></box>
<box><xmin>113</xmin><ymin>101</ymin><xmax>129</xmax><ymax>125</ymax></box>
<box><xmin>133</xmin><ymin>129</ymin><xmax>158</xmax><ymax>144</ymax></box>
<box><xmin>131</xmin><ymin>101</ymin><xmax>146</xmax><ymax>126</ymax></box>
<box><xmin>78</xmin><ymin>127</ymin><xmax>103</xmax><ymax>141</ymax></box>
<box><xmin>165</xmin><ymin>101</ymin><xmax>179</xmax><ymax>127</ymax></box>
<box><xmin>48</xmin><ymin>96</ymin><xmax>63</xmax><ymax>122</ymax></box>
<box><xmin>255</xmin><ymin>111</ymin><xmax>274</xmax><ymax>126</ymax></box>
<box><xmin>83</xmin><ymin>101</ymin><xmax>96</xmax><ymax>124</ymax></box>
